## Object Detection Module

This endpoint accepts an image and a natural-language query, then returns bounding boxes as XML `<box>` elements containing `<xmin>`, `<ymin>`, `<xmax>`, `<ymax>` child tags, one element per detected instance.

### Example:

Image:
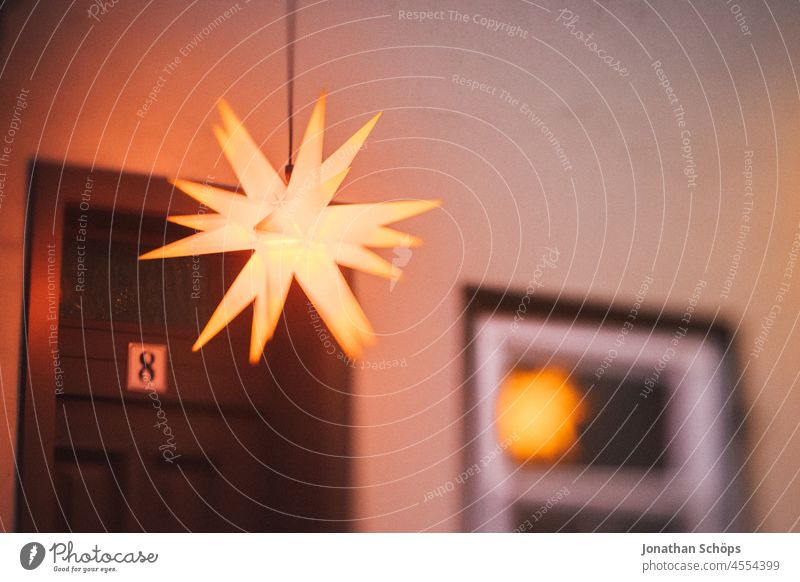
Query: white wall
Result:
<box><xmin>1</xmin><ymin>0</ymin><xmax>799</xmax><ymax>531</ymax></box>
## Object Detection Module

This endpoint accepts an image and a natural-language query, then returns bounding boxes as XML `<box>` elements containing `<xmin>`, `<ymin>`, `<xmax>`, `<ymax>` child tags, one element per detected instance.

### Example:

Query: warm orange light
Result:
<box><xmin>140</xmin><ymin>93</ymin><xmax>439</xmax><ymax>363</ymax></box>
<box><xmin>496</xmin><ymin>368</ymin><xmax>585</xmax><ymax>462</ymax></box>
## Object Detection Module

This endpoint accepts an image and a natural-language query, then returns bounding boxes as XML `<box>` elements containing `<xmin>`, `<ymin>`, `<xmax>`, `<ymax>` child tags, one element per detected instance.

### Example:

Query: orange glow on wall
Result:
<box><xmin>140</xmin><ymin>93</ymin><xmax>439</xmax><ymax>363</ymax></box>
<box><xmin>496</xmin><ymin>368</ymin><xmax>586</xmax><ymax>462</ymax></box>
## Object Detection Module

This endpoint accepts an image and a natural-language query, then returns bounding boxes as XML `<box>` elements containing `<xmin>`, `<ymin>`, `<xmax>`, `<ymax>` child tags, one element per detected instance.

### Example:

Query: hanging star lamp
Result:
<box><xmin>140</xmin><ymin>7</ymin><xmax>438</xmax><ymax>364</ymax></box>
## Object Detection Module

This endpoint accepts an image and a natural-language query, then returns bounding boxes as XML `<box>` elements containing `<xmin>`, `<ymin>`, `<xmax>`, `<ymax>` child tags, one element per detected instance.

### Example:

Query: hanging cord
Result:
<box><xmin>285</xmin><ymin>0</ymin><xmax>296</xmax><ymax>181</ymax></box>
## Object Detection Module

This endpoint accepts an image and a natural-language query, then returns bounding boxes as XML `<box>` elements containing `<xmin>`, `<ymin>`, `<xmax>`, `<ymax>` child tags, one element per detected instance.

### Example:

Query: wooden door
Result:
<box><xmin>17</xmin><ymin>162</ymin><xmax>352</xmax><ymax>532</ymax></box>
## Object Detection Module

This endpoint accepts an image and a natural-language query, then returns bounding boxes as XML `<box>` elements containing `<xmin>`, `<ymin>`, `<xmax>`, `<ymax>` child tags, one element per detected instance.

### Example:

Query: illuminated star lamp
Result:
<box><xmin>140</xmin><ymin>92</ymin><xmax>439</xmax><ymax>363</ymax></box>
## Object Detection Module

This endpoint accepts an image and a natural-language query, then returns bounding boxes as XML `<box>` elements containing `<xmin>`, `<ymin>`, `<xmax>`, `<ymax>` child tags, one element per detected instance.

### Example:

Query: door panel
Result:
<box><xmin>18</xmin><ymin>162</ymin><xmax>351</xmax><ymax>532</ymax></box>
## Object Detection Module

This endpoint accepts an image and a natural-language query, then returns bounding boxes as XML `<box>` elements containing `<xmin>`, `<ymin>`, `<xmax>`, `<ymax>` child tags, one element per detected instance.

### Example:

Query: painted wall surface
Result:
<box><xmin>0</xmin><ymin>0</ymin><xmax>799</xmax><ymax>531</ymax></box>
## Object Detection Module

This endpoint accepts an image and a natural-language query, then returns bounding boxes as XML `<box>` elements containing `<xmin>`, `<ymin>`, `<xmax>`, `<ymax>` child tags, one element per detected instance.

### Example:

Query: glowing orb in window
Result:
<box><xmin>496</xmin><ymin>368</ymin><xmax>585</xmax><ymax>462</ymax></box>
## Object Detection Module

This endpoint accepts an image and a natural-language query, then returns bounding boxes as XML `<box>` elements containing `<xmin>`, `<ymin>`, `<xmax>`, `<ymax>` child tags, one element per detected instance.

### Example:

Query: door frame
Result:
<box><xmin>17</xmin><ymin>160</ymin><xmax>353</xmax><ymax>531</ymax></box>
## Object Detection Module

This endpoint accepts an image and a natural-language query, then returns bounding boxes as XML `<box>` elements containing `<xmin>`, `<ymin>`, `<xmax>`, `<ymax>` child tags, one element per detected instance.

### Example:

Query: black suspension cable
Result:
<box><xmin>285</xmin><ymin>0</ymin><xmax>296</xmax><ymax>180</ymax></box>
